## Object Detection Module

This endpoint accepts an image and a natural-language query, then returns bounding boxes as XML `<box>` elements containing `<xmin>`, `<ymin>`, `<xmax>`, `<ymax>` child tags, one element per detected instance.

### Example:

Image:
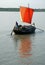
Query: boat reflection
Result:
<box><xmin>11</xmin><ymin>35</ymin><xmax>33</xmax><ymax>65</ymax></box>
<box><xmin>19</xmin><ymin>35</ymin><xmax>32</xmax><ymax>57</ymax></box>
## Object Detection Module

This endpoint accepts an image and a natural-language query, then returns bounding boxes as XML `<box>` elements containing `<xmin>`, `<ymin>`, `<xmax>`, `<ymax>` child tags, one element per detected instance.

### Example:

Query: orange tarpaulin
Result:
<box><xmin>20</xmin><ymin>6</ymin><xmax>34</xmax><ymax>24</ymax></box>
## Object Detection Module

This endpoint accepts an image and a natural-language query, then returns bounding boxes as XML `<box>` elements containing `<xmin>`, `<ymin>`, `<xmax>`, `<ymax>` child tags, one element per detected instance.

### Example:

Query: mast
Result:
<box><xmin>28</xmin><ymin>4</ymin><xmax>31</xmax><ymax>23</ymax></box>
<box><xmin>28</xmin><ymin>4</ymin><xmax>34</xmax><ymax>24</ymax></box>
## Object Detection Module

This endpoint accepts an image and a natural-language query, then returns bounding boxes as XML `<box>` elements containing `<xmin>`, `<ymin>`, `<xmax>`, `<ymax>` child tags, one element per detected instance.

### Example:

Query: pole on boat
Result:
<box><xmin>11</xmin><ymin>30</ymin><xmax>13</xmax><ymax>35</ymax></box>
<box><xmin>28</xmin><ymin>4</ymin><xmax>29</xmax><ymax>8</ymax></box>
<box><xmin>36</xmin><ymin>28</ymin><xmax>44</xmax><ymax>32</ymax></box>
<box><xmin>11</xmin><ymin>27</ymin><xmax>14</xmax><ymax>35</ymax></box>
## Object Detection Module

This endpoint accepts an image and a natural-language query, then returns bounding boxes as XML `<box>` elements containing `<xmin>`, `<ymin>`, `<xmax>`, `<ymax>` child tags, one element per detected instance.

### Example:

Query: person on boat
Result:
<box><xmin>32</xmin><ymin>22</ymin><xmax>35</xmax><ymax>26</ymax></box>
<box><xmin>18</xmin><ymin>25</ymin><xmax>22</xmax><ymax>30</ymax></box>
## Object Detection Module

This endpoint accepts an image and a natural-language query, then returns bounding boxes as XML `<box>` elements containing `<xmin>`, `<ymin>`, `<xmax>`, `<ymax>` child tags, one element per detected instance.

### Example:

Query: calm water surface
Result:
<box><xmin>0</xmin><ymin>12</ymin><xmax>45</xmax><ymax>65</ymax></box>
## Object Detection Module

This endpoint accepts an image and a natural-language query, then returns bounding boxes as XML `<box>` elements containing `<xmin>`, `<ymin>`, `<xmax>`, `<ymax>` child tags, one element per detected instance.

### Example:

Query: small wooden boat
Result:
<box><xmin>13</xmin><ymin>25</ymin><xmax>36</xmax><ymax>35</ymax></box>
<box><xmin>11</xmin><ymin>4</ymin><xmax>36</xmax><ymax>35</ymax></box>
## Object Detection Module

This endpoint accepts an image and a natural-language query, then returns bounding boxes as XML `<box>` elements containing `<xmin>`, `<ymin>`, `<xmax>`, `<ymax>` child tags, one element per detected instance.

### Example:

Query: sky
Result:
<box><xmin>0</xmin><ymin>0</ymin><xmax>45</xmax><ymax>8</ymax></box>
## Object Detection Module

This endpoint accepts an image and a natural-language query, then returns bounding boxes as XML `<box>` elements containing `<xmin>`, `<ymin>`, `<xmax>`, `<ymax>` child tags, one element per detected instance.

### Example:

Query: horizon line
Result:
<box><xmin>0</xmin><ymin>8</ymin><xmax>45</xmax><ymax>12</ymax></box>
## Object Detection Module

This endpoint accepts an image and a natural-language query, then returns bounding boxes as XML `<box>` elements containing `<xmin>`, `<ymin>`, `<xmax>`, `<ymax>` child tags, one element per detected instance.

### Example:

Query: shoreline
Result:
<box><xmin>0</xmin><ymin>8</ymin><xmax>45</xmax><ymax>12</ymax></box>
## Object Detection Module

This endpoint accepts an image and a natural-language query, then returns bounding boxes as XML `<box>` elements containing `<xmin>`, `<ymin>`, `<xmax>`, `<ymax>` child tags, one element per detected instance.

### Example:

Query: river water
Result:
<box><xmin>0</xmin><ymin>12</ymin><xmax>45</xmax><ymax>65</ymax></box>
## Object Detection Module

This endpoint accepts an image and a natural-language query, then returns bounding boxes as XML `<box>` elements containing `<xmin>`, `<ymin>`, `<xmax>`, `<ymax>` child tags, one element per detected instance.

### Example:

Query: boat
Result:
<box><xmin>12</xmin><ymin>5</ymin><xmax>36</xmax><ymax>35</ymax></box>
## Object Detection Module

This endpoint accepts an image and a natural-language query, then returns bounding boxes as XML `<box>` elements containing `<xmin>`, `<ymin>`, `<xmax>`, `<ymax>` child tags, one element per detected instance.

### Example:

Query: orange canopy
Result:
<box><xmin>20</xmin><ymin>6</ymin><xmax>34</xmax><ymax>24</ymax></box>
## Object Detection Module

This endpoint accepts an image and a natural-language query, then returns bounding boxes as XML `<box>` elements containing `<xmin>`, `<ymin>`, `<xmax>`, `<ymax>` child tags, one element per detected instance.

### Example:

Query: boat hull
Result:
<box><xmin>13</xmin><ymin>25</ymin><xmax>36</xmax><ymax>35</ymax></box>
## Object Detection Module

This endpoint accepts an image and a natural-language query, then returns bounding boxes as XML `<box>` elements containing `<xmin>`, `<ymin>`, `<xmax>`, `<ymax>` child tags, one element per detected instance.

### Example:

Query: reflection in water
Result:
<box><xmin>19</xmin><ymin>35</ymin><xmax>32</xmax><ymax>57</ymax></box>
<box><xmin>11</xmin><ymin>35</ymin><xmax>33</xmax><ymax>65</ymax></box>
<box><xmin>12</xmin><ymin>35</ymin><xmax>20</xmax><ymax>49</ymax></box>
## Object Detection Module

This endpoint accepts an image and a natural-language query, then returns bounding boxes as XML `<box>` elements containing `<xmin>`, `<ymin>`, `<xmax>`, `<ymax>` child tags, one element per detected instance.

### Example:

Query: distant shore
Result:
<box><xmin>0</xmin><ymin>8</ymin><xmax>45</xmax><ymax>12</ymax></box>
